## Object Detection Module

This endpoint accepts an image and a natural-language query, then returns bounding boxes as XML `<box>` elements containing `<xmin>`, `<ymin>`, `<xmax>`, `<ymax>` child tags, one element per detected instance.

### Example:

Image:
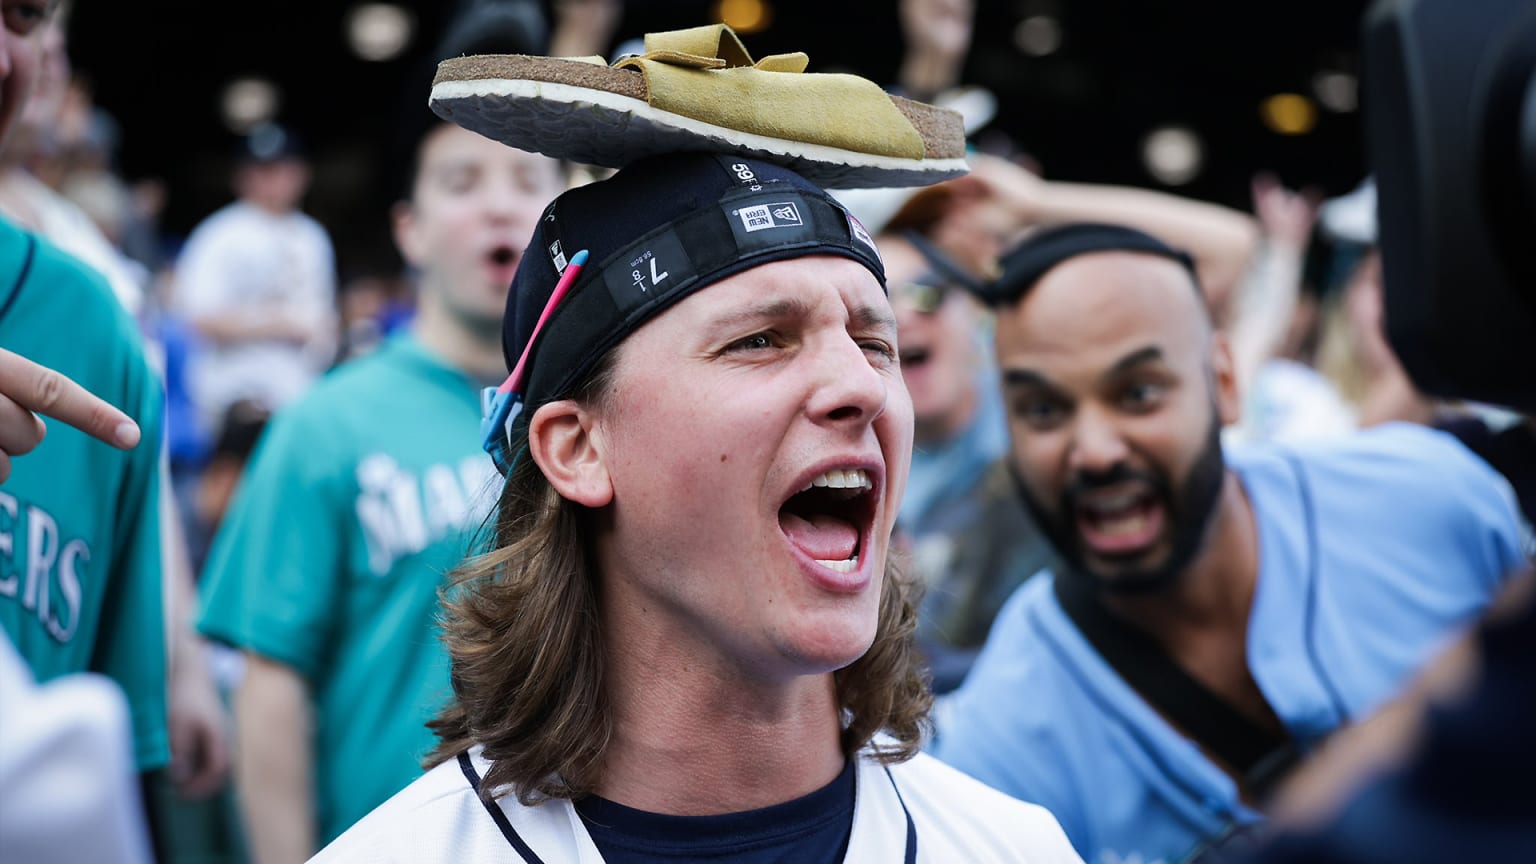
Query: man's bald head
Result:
<box><xmin>984</xmin><ymin>223</ymin><xmax>1203</xmax><ymax>318</ymax></box>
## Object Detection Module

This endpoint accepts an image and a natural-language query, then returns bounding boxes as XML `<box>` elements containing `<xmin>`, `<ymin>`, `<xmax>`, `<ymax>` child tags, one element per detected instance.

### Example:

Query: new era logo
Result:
<box><xmin>736</xmin><ymin>202</ymin><xmax>803</xmax><ymax>233</ymax></box>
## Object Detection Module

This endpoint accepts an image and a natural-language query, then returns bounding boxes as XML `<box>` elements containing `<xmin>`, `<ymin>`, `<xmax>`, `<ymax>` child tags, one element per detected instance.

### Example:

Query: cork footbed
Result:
<box><xmin>430</xmin><ymin>55</ymin><xmax>969</xmax><ymax>190</ymax></box>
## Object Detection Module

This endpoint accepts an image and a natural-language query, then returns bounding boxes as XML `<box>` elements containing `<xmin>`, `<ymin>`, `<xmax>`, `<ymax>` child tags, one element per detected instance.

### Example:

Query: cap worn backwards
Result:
<box><xmin>238</xmin><ymin>122</ymin><xmax>306</xmax><ymax>164</ymax></box>
<box><xmin>482</xmin><ymin>151</ymin><xmax>887</xmax><ymax>475</ymax></box>
<box><xmin>984</xmin><ymin>222</ymin><xmax>1199</xmax><ymax>308</ymax></box>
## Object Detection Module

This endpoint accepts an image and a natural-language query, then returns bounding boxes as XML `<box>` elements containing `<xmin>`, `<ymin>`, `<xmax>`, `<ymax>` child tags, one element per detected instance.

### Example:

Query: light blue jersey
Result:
<box><xmin>932</xmin><ymin>423</ymin><xmax>1525</xmax><ymax>864</ymax></box>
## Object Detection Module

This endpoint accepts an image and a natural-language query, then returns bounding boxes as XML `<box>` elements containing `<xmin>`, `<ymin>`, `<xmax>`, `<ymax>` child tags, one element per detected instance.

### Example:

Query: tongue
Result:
<box><xmin>780</xmin><ymin>511</ymin><xmax>859</xmax><ymax>561</ymax></box>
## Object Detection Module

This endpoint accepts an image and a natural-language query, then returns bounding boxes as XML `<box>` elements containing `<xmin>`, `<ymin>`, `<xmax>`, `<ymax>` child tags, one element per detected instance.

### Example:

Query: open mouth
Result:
<box><xmin>778</xmin><ymin>468</ymin><xmax>878</xmax><ymax>575</ymax></box>
<box><xmin>487</xmin><ymin>245</ymin><xmax>518</xmax><ymax>268</ymax></box>
<box><xmin>1074</xmin><ymin>489</ymin><xmax>1165</xmax><ymax>557</ymax></box>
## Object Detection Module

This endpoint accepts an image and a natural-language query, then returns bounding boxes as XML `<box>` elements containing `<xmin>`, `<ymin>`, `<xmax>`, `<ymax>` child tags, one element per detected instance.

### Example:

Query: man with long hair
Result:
<box><xmin>310</xmin><ymin>151</ymin><xmax>1081</xmax><ymax>862</ymax></box>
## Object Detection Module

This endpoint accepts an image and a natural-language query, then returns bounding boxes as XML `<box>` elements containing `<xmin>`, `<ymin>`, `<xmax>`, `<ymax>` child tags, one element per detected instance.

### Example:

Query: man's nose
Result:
<box><xmin>806</xmin><ymin>335</ymin><xmax>888</xmax><ymax>430</ymax></box>
<box><xmin>1067</xmin><ymin>406</ymin><xmax>1130</xmax><ymax>476</ymax></box>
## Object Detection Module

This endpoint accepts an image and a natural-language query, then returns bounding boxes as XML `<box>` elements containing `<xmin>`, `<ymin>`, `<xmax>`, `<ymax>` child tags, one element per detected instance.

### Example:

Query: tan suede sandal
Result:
<box><xmin>429</xmin><ymin>24</ymin><xmax>969</xmax><ymax>189</ymax></box>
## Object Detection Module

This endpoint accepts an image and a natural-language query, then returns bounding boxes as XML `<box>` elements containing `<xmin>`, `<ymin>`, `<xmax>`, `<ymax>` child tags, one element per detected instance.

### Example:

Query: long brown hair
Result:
<box><xmin>426</xmin><ymin>354</ymin><xmax>933</xmax><ymax>805</ymax></box>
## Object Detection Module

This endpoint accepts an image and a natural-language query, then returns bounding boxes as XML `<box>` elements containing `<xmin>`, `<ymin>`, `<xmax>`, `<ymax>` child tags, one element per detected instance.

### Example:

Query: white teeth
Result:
<box><xmin>1085</xmin><ymin>493</ymin><xmax>1143</xmax><ymax>516</ymax></box>
<box><xmin>1092</xmin><ymin>512</ymin><xmax>1151</xmax><ymax>537</ymax></box>
<box><xmin>802</xmin><ymin>468</ymin><xmax>873</xmax><ymax>492</ymax></box>
<box><xmin>815</xmin><ymin>556</ymin><xmax>859</xmax><ymax>573</ymax></box>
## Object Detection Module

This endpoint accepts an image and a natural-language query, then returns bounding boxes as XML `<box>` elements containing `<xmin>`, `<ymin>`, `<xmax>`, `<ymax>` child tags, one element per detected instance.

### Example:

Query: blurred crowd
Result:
<box><xmin>2</xmin><ymin>1</ymin><xmax>1533</xmax><ymax>864</ymax></box>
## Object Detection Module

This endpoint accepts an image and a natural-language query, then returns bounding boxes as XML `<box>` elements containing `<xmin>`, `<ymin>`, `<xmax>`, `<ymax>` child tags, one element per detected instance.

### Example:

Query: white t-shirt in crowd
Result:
<box><xmin>172</xmin><ymin>200</ymin><xmax>337</xmax><ymax>433</ymax></box>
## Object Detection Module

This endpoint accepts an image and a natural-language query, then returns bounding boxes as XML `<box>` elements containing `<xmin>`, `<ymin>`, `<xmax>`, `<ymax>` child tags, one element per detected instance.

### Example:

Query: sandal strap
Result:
<box><xmin>642</xmin><ymin>24</ymin><xmax>754</xmax><ymax>68</ymax></box>
<box><xmin>612</xmin><ymin>24</ymin><xmax>926</xmax><ymax>160</ymax></box>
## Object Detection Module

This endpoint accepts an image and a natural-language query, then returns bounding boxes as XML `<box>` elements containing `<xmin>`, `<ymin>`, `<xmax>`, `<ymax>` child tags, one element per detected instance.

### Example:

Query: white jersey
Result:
<box><xmin>310</xmin><ymin>746</ymin><xmax>1083</xmax><ymax>863</ymax></box>
<box><xmin>0</xmin><ymin>630</ymin><xmax>153</xmax><ymax>864</ymax></box>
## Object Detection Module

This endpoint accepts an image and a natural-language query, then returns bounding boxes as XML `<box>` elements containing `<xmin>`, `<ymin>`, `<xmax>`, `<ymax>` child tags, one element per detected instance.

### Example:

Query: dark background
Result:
<box><xmin>67</xmin><ymin>0</ymin><xmax>1372</xmax><ymax>281</ymax></box>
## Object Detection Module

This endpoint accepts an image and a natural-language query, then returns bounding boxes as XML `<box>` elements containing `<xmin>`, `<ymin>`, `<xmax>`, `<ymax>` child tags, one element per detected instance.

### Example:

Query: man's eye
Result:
<box><xmin>441</xmin><ymin>171</ymin><xmax>476</xmax><ymax>193</ymax></box>
<box><xmin>5</xmin><ymin>2</ymin><xmax>48</xmax><ymax>36</ymax></box>
<box><xmin>860</xmin><ymin>339</ymin><xmax>897</xmax><ymax>363</ymax></box>
<box><xmin>725</xmin><ymin>332</ymin><xmax>775</xmax><ymax>352</ymax></box>
<box><xmin>1121</xmin><ymin>382</ymin><xmax>1165</xmax><ymax>411</ymax></box>
<box><xmin>1012</xmin><ymin>399</ymin><xmax>1065</xmax><ymax>428</ymax></box>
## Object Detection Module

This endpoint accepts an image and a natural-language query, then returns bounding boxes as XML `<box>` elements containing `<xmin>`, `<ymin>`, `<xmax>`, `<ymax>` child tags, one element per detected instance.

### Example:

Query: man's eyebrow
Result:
<box><xmin>1000</xmin><ymin>347</ymin><xmax>1167</xmax><ymax>396</ymax></box>
<box><xmin>704</xmin><ymin>299</ymin><xmax>897</xmax><ymax>336</ymax></box>
<box><xmin>1109</xmin><ymin>346</ymin><xmax>1165</xmax><ymax>376</ymax></box>
<box><xmin>428</xmin><ymin>159</ymin><xmax>476</xmax><ymax>177</ymax></box>
<box><xmin>704</xmin><ymin>297</ymin><xmax>814</xmax><ymax>332</ymax></box>
<box><xmin>1001</xmin><ymin>368</ymin><xmax>1058</xmax><ymax>391</ymax></box>
<box><xmin>850</xmin><ymin>303</ymin><xmax>897</xmax><ymax>336</ymax></box>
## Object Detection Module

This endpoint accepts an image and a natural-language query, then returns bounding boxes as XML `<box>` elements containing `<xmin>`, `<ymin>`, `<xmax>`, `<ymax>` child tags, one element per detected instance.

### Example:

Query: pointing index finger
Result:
<box><xmin>0</xmin><ymin>347</ymin><xmax>141</xmax><ymax>449</ymax></box>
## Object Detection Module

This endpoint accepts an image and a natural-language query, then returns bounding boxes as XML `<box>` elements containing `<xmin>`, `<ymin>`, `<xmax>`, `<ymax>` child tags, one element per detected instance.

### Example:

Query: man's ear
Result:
<box><xmin>1210</xmin><ymin>331</ymin><xmax>1242</xmax><ymax>427</ymax></box>
<box><xmin>527</xmin><ymin>400</ymin><xmax>613</xmax><ymax>507</ymax></box>
<box><xmin>391</xmin><ymin>200</ymin><xmax>424</xmax><ymax>268</ymax></box>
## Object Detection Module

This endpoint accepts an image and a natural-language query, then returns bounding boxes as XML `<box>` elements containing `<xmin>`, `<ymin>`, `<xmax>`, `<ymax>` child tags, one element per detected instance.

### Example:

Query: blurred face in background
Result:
<box><xmin>392</xmin><ymin>123</ymin><xmax>564</xmax><ymax>341</ymax></box>
<box><xmin>0</xmin><ymin>0</ymin><xmax>55</xmax><ymax>152</ymax></box>
<box><xmin>881</xmin><ymin>233</ymin><xmax>985</xmax><ymax>446</ymax></box>
<box><xmin>235</xmin><ymin>157</ymin><xmax>311</xmax><ymax>214</ymax></box>
<box><xmin>993</xmin><ymin>252</ymin><xmax>1238</xmax><ymax>593</ymax></box>
<box><xmin>14</xmin><ymin>8</ymin><xmax>61</xmax><ymax>140</ymax></box>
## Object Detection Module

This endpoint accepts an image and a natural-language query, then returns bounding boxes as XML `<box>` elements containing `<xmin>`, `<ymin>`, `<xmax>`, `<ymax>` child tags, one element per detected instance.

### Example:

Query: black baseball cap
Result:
<box><xmin>984</xmin><ymin>222</ymin><xmax>1198</xmax><ymax>307</ymax></box>
<box><xmin>237</xmin><ymin>122</ymin><xmax>306</xmax><ymax>164</ymax></box>
<box><xmin>482</xmin><ymin>151</ymin><xmax>886</xmax><ymax>473</ymax></box>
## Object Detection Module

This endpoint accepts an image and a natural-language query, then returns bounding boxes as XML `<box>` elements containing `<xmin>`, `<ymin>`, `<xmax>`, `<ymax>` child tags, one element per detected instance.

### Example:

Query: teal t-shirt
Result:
<box><xmin>0</xmin><ymin>218</ymin><xmax>168</xmax><ymax>770</ymax></box>
<box><xmin>197</xmin><ymin>332</ymin><xmax>498</xmax><ymax>843</ymax></box>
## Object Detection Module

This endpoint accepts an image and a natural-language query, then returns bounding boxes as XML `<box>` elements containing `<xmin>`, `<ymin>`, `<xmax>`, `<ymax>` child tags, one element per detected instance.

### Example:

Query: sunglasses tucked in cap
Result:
<box><xmin>482</xmin><ymin>151</ymin><xmax>888</xmax><ymax>475</ymax></box>
<box><xmin>892</xmin><ymin>280</ymin><xmax>954</xmax><ymax>315</ymax></box>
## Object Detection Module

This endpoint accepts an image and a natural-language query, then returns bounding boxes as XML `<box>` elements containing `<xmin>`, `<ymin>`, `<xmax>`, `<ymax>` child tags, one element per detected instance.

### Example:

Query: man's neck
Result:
<box><xmin>1102</xmin><ymin>472</ymin><xmax>1259</xmax><ymax>649</ymax></box>
<box><xmin>596</xmin><ymin>632</ymin><xmax>846</xmax><ymax>816</ymax></box>
<box><xmin>1100</xmin><ymin>471</ymin><xmax>1281</xmax><ymax>741</ymax></box>
<box><xmin>412</xmin><ymin>290</ymin><xmax>506</xmax><ymax>383</ymax></box>
<box><xmin>243</xmin><ymin>197</ymin><xmax>294</xmax><ymax>217</ymax></box>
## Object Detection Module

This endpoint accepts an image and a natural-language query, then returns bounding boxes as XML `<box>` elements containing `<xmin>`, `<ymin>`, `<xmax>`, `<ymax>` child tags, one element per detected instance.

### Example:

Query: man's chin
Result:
<box><xmin>454</xmin><ymin>308</ymin><xmax>505</xmax><ymax>343</ymax></box>
<box><xmin>1072</xmin><ymin>548</ymin><xmax>1180</xmax><ymax>595</ymax></box>
<box><xmin>912</xmin><ymin>410</ymin><xmax>956</xmax><ymax>445</ymax></box>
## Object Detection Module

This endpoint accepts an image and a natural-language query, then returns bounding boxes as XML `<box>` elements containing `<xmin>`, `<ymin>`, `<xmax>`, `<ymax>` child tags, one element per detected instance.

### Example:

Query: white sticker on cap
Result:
<box><xmin>735</xmin><ymin>202</ymin><xmax>804</xmax><ymax>233</ymax></box>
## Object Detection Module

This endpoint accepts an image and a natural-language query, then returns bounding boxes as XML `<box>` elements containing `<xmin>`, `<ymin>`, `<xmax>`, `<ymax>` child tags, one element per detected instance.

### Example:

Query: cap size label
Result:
<box><xmin>602</xmin><ymin>228</ymin><xmax>697</xmax><ymax>314</ymax></box>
